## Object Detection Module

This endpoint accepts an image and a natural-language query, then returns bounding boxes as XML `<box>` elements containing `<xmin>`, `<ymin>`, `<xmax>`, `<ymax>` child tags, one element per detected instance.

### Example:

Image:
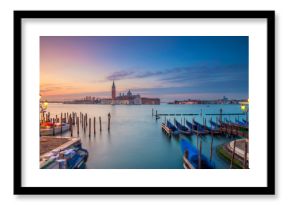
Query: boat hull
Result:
<box><xmin>40</xmin><ymin>124</ymin><xmax>70</xmax><ymax>136</ymax></box>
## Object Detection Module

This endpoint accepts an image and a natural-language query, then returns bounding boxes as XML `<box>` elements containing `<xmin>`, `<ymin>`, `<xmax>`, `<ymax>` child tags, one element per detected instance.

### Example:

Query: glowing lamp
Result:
<box><xmin>43</xmin><ymin>101</ymin><xmax>48</xmax><ymax>109</ymax></box>
<box><xmin>241</xmin><ymin>105</ymin><xmax>246</xmax><ymax>111</ymax></box>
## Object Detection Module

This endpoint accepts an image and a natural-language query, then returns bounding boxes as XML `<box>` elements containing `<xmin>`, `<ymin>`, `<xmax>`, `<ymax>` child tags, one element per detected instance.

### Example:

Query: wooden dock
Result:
<box><xmin>220</xmin><ymin>123</ymin><xmax>248</xmax><ymax>138</ymax></box>
<box><xmin>40</xmin><ymin>136</ymin><xmax>81</xmax><ymax>168</ymax></box>
<box><xmin>158</xmin><ymin>113</ymin><xmax>198</xmax><ymax>116</ymax></box>
<box><xmin>206</xmin><ymin>113</ymin><xmax>246</xmax><ymax>116</ymax></box>
<box><xmin>191</xmin><ymin>129</ymin><xmax>209</xmax><ymax>135</ymax></box>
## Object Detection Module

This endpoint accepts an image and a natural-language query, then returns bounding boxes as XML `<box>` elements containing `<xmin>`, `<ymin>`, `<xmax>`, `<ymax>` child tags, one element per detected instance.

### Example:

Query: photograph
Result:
<box><xmin>14</xmin><ymin>10</ymin><xmax>274</xmax><ymax>194</ymax></box>
<box><xmin>39</xmin><ymin>36</ymin><xmax>249</xmax><ymax>170</ymax></box>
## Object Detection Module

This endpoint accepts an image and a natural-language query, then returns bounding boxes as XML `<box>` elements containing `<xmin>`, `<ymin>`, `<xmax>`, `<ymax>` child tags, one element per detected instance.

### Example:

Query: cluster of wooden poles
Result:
<box><xmin>42</xmin><ymin>111</ymin><xmax>111</xmax><ymax>137</ymax></box>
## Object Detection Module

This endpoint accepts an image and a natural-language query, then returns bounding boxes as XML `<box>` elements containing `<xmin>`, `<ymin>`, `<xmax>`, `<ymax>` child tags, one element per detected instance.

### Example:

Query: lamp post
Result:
<box><xmin>240</xmin><ymin>99</ymin><xmax>249</xmax><ymax>169</ymax></box>
<box><xmin>240</xmin><ymin>99</ymin><xmax>249</xmax><ymax>123</ymax></box>
<box><xmin>40</xmin><ymin>95</ymin><xmax>48</xmax><ymax>123</ymax></box>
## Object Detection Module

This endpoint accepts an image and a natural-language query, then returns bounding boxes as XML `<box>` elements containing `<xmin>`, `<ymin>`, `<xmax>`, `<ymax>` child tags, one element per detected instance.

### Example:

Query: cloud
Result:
<box><xmin>159</xmin><ymin>64</ymin><xmax>248</xmax><ymax>86</ymax></box>
<box><xmin>40</xmin><ymin>84</ymin><xmax>80</xmax><ymax>93</ymax></box>
<box><xmin>135</xmin><ymin>71</ymin><xmax>163</xmax><ymax>78</ymax></box>
<box><xmin>106</xmin><ymin>71</ymin><xmax>135</xmax><ymax>81</ymax></box>
<box><xmin>104</xmin><ymin>64</ymin><xmax>248</xmax><ymax>93</ymax></box>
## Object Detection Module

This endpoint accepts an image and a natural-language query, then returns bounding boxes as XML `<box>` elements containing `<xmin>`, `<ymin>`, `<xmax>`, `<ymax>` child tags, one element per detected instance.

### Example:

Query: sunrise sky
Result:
<box><xmin>40</xmin><ymin>36</ymin><xmax>248</xmax><ymax>102</ymax></box>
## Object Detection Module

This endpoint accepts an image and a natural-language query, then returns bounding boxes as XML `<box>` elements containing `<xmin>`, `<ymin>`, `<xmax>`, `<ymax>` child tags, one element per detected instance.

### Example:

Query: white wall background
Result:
<box><xmin>0</xmin><ymin>0</ymin><xmax>287</xmax><ymax>204</ymax></box>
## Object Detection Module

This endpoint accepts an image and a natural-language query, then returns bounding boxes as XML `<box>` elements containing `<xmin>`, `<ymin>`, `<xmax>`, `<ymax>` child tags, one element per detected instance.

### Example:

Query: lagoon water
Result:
<box><xmin>46</xmin><ymin>103</ymin><xmax>245</xmax><ymax>169</ymax></box>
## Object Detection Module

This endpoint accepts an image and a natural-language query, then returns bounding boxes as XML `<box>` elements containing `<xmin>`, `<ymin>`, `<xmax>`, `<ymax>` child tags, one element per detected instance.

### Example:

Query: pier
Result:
<box><xmin>40</xmin><ymin>111</ymin><xmax>113</xmax><ymax>169</ymax></box>
<box><xmin>157</xmin><ymin>113</ymin><xmax>199</xmax><ymax>116</ymax></box>
<box><xmin>220</xmin><ymin>122</ymin><xmax>248</xmax><ymax>138</ymax></box>
<box><xmin>217</xmin><ymin>139</ymin><xmax>249</xmax><ymax>169</ymax></box>
<box><xmin>40</xmin><ymin>136</ymin><xmax>81</xmax><ymax>168</ymax></box>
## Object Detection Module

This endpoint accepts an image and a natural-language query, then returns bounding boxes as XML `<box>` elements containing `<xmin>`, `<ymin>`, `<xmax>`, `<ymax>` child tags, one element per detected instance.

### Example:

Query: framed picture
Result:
<box><xmin>14</xmin><ymin>10</ymin><xmax>275</xmax><ymax>195</ymax></box>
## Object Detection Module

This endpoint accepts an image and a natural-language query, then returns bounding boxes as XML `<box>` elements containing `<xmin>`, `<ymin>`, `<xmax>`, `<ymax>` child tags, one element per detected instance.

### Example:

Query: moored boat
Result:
<box><xmin>206</xmin><ymin>119</ymin><xmax>221</xmax><ymax>134</ymax></box>
<box><xmin>166</xmin><ymin>120</ymin><xmax>180</xmax><ymax>136</ymax></box>
<box><xmin>186</xmin><ymin>120</ymin><xmax>197</xmax><ymax>132</ymax></box>
<box><xmin>40</xmin><ymin>122</ymin><xmax>70</xmax><ymax>136</ymax></box>
<box><xmin>191</xmin><ymin>120</ymin><xmax>209</xmax><ymax>135</ymax></box>
<box><xmin>40</xmin><ymin>143</ymin><xmax>88</xmax><ymax>169</ymax></box>
<box><xmin>174</xmin><ymin>119</ymin><xmax>192</xmax><ymax>136</ymax></box>
<box><xmin>180</xmin><ymin>139</ymin><xmax>215</xmax><ymax>169</ymax></box>
<box><xmin>235</xmin><ymin>119</ymin><xmax>248</xmax><ymax>127</ymax></box>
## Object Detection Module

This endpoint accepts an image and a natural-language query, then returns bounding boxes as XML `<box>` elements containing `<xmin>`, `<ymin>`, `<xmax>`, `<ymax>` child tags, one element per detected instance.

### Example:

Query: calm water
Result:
<box><xmin>46</xmin><ymin>103</ymin><xmax>245</xmax><ymax>169</ymax></box>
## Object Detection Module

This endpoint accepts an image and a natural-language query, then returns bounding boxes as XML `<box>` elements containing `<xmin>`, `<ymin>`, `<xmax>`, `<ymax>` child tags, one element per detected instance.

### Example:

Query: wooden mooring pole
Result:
<box><xmin>99</xmin><ymin>116</ymin><xmax>102</xmax><ymax>132</ymax></box>
<box><xmin>198</xmin><ymin>138</ymin><xmax>202</xmax><ymax>169</ymax></box>
<box><xmin>70</xmin><ymin>116</ymin><xmax>73</xmax><ymax>137</ymax></box>
<box><xmin>108</xmin><ymin>113</ymin><xmax>111</xmax><ymax>131</ymax></box>
<box><xmin>230</xmin><ymin>140</ymin><xmax>236</xmax><ymax>169</ymax></box>
<box><xmin>94</xmin><ymin>117</ymin><xmax>96</xmax><ymax>135</ymax></box>
<box><xmin>60</xmin><ymin>113</ymin><xmax>63</xmax><ymax>134</ymax></box>
<box><xmin>243</xmin><ymin>140</ymin><xmax>248</xmax><ymax>169</ymax></box>
<box><xmin>210</xmin><ymin>135</ymin><xmax>214</xmax><ymax>161</ymax></box>
<box><xmin>89</xmin><ymin>118</ymin><xmax>91</xmax><ymax>137</ymax></box>
<box><xmin>52</xmin><ymin>118</ymin><xmax>55</xmax><ymax>136</ymax></box>
<box><xmin>77</xmin><ymin>117</ymin><xmax>79</xmax><ymax>136</ymax></box>
<box><xmin>86</xmin><ymin>113</ymin><xmax>88</xmax><ymax>127</ymax></box>
<box><xmin>83</xmin><ymin>114</ymin><xmax>85</xmax><ymax>128</ymax></box>
<box><xmin>82</xmin><ymin>113</ymin><xmax>84</xmax><ymax>128</ymax></box>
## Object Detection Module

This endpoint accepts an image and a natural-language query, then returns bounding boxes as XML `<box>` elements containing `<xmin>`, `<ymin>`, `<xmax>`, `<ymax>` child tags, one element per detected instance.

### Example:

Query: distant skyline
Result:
<box><xmin>40</xmin><ymin>36</ymin><xmax>248</xmax><ymax>102</ymax></box>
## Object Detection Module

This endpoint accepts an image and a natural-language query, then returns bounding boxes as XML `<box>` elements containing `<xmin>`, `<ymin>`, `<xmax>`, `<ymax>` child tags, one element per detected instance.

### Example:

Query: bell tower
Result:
<box><xmin>112</xmin><ymin>81</ymin><xmax>116</xmax><ymax>104</ymax></box>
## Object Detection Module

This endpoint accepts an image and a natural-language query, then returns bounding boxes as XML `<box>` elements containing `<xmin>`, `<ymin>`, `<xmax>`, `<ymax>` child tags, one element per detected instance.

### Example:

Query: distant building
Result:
<box><xmin>141</xmin><ymin>97</ymin><xmax>160</xmax><ymax>105</ymax></box>
<box><xmin>222</xmin><ymin>96</ymin><xmax>229</xmax><ymax>104</ymax></box>
<box><xmin>110</xmin><ymin>81</ymin><xmax>142</xmax><ymax>105</ymax></box>
<box><xmin>115</xmin><ymin>89</ymin><xmax>141</xmax><ymax>105</ymax></box>
<box><xmin>100</xmin><ymin>98</ymin><xmax>112</xmax><ymax>104</ymax></box>
<box><xmin>99</xmin><ymin>81</ymin><xmax>160</xmax><ymax>105</ymax></box>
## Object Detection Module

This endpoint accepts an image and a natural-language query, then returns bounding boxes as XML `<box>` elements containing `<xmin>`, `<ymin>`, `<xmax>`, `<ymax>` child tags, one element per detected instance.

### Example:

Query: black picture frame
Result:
<box><xmin>14</xmin><ymin>10</ymin><xmax>275</xmax><ymax>195</ymax></box>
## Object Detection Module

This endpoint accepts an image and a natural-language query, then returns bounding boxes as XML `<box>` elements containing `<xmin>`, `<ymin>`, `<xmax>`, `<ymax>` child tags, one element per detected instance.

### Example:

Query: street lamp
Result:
<box><xmin>43</xmin><ymin>100</ymin><xmax>48</xmax><ymax>110</ymax></box>
<box><xmin>240</xmin><ymin>99</ymin><xmax>249</xmax><ymax>123</ymax></box>
<box><xmin>40</xmin><ymin>95</ymin><xmax>48</xmax><ymax>122</ymax></box>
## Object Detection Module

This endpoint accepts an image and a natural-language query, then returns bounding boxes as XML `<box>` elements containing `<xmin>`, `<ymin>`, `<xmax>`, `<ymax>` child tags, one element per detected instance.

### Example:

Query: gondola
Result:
<box><xmin>174</xmin><ymin>119</ymin><xmax>192</xmax><ymax>136</ymax></box>
<box><xmin>41</xmin><ymin>144</ymin><xmax>89</xmax><ymax>169</ymax></box>
<box><xmin>235</xmin><ymin>119</ymin><xmax>248</xmax><ymax>127</ymax></box>
<box><xmin>166</xmin><ymin>120</ymin><xmax>180</xmax><ymax>136</ymax></box>
<box><xmin>180</xmin><ymin>139</ymin><xmax>215</xmax><ymax>169</ymax></box>
<box><xmin>206</xmin><ymin>119</ymin><xmax>221</xmax><ymax>134</ymax></box>
<box><xmin>191</xmin><ymin>120</ymin><xmax>209</xmax><ymax>135</ymax></box>
<box><xmin>185</xmin><ymin>120</ymin><xmax>197</xmax><ymax>132</ymax></box>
